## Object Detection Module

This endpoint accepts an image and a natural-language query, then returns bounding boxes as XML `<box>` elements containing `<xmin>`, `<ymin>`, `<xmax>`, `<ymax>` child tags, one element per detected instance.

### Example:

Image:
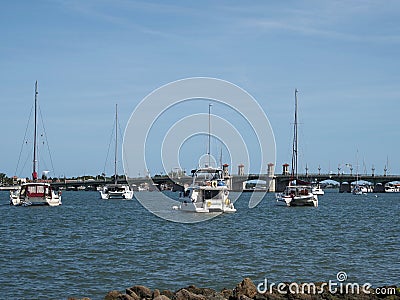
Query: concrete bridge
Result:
<box><xmin>273</xmin><ymin>173</ymin><xmax>400</xmax><ymax>192</ymax></box>
<box><xmin>48</xmin><ymin>173</ymin><xmax>400</xmax><ymax>193</ymax></box>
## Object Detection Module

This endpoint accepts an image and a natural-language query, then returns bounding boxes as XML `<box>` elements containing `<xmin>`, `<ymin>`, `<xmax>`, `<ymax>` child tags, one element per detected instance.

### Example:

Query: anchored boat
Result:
<box><xmin>176</xmin><ymin>104</ymin><xmax>236</xmax><ymax>213</ymax></box>
<box><xmin>276</xmin><ymin>89</ymin><xmax>318</xmax><ymax>207</ymax></box>
<box><xmin>99</xmin><ymin>104</ymin><xmax>133</xmax><ymax>200</ymax></box>
<box><xmin>178</xmin><ymin>167</ymin><xmax>236</xmax><ymax>213</ymax></box>
<box><xmin>10</xmin><ymin>81</ymin><xmax>62</xmax><ymax>206</ymax></box>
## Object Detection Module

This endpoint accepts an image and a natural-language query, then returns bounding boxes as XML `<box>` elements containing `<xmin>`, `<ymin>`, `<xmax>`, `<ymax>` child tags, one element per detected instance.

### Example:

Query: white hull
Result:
<box><xmin>276</xmin><ymin>194</ymin><xmax>318</xmax><ymax>207</ymax></box>
<box><xmin>276</xmin><ymin>185</ymin><xmax>318</xmax><ymax>207</ymax></box>
<box><xmin>312</xmin><ymin>187</ymin><xmax>324</xmax><ymax>196</ymax></box>
<box><xmin>179</xmin><ymin>193</ymin><xmax>236</xmax><ymax>213</ymax></box>
<box><xmin>10</xmin><ymin>183</ymin><xmax>62</xmax><ymax>206</ymax></box>
<box><xmin>176</xmin><ymin>168</ymin><xmax>236</xmax><ymax>213</ymax></box>
<box><xmin>100</xmin><ymin>185</ymin><xmax>133</xmax><ymax>200</ymax></box>
<box><xmin>385</xmin><ymin>186</ymin><xmax>400</xmax><ymax>193</ymax></box>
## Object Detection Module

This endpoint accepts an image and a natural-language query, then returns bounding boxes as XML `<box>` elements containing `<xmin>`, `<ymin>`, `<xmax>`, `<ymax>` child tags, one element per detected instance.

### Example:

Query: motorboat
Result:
<box><xmin>178</xmin><ymin>167</ymin><xmax>236</xmax><ymax>213</ymax></box>
<box><xmin>176</xmin><ymin>104</ymin><xmax>235</xmax><ymax>213</ymax></box>
<box><xmin>312</xmin><ymin>184</ymin><xmax>325</xmax><ymax>196</ymax></box>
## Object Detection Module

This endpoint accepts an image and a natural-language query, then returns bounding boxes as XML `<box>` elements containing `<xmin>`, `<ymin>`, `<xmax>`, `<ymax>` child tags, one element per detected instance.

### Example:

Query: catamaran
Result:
<box><xmin>99</xmin><ymin>104</ymin><xmax>133</xmax><ymax>200</ymax></box>
<box><xmin>276</xmin><ymin>89</ymin><xmax>318</xmax><ymax>207</ymax></box>
<box><xmin>10</xmin><ymin>81</ymin><xmax>62</xmax><ymax>206</ymax></box>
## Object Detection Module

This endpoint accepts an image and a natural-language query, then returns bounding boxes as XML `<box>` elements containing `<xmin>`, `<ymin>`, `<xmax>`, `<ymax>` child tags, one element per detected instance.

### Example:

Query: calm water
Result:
<box><xmin>0</xmin><ymin>190</ymin><xmax>399</xmax><ymax>299</ymax></box>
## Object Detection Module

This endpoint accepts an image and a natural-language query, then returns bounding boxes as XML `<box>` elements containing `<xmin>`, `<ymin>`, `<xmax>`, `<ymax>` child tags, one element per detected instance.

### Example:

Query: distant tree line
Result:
<box><xmin>0</xmin><ymin>172</ymin><xmax>127</xmax><ymax>185</ymax></box>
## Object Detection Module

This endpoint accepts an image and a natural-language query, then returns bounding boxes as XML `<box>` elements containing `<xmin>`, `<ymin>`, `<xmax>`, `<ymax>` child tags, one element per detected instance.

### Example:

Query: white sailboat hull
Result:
<box><xmin>100</xmin><ymin>185</ymin><xmax>133</xmax><ymax>200</ymax></box>
<box><xmin>10</xmin><ymin>183</ymin><xmax>62</xmax><ymax>206</ymax></box>
<box><xmin>276</xmin><ymin>185</ymin><xmax>318</xmax><ymax>207</ymax></box>
<box><xmin>276</xmin><ymin>194</ymin><xmax>318</xmax><ymax>207</ymax></box>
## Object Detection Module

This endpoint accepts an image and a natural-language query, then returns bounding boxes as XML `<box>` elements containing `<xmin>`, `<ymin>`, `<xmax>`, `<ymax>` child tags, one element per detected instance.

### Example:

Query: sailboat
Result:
<box><xmin>99</xmin><ymin>104</ymin><xmax>133</xmax><ymax>200</ymax></box>
<box><xmin>10</xmin><ymin>81</ymin><xmax>62</xmax><ymax>206</ymax></box>
<box><xmin>351</xmin><ymin>154</ymin><xmax>364</xmax><ymax>195</ymax></box>
<box><xmin>176</xmin><ymin>104</ymin><xmax>236</xmax><ymax>213</ymax></box>
<box><xmin>275</xmin><ymin>89</ymin><xmax>318</xmax><ymax>207</ymax></box>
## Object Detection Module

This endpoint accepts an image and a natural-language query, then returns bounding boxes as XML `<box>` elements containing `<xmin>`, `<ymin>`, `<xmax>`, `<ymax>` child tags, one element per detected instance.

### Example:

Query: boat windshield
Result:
<box><xmin>107</xmin><ymin>185</ymin><xmax>127</xmax><ymax>192</ymax></box>
<box><xmin>23</xmin><ymin>184</ymin><xmax>50</xmax><ymax>197</ymax></box>
<box><xmin>284</xmin><ymin>186</ymin><xmax>312</xmax><ymax>196</ymax></box>
<box><xmin>204</xmin><ymin>189</ymin><xmax>222</xmax><ymax>199</ymax></box>
<box><xmin>192</xmin><ymin>168</ymin><xmax>224</xmax><ymax>185</ymax></box>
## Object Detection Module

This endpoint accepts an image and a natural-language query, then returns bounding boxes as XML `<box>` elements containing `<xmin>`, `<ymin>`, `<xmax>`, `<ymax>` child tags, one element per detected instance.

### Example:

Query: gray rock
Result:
<box><xmin>153</xmin><ymin>289</ymin><xmax>161</xmax><ymax>298</ymax></box>
<box><xmin>126</xmin><ymin>286</ymin><xmax>152</xmax><ymax>299</ymax></box>
<box><xmin>105</xmin><ymin>290</ymin><xmax>123</xmax><ymax>300</ymax></box>
<box><xmin>220</xmin><ymin>288</ymin><xmax>233</xmax><ymax>299</ymax></box>
<box><xmin>153</xmin><ymin>295</ymin><xmax>171</xmax><ymax>300</ymax></box>
<box><xmin>175</xmin><ymin>288</ymin><xmax>207</xmax><ymax>300</ymax></box>
<box><xmin>161</xmin><ymin>290</ymin><xmax>175</xmax><ymax>299</ymax></box>
<box><xmin>119</xmin><ymin>295</ymin><xmax>140</xmax><ymax>300</ymax></box>
<box><xmin>184</xmin><ymin>285</ymin><xmax>217</xmax><ymax>297</ymax></box>
<box><xmin>233</xmin><ymin>278</ymin><xmax>258</xmax><ymax>299</ymax></box>
<box><xmin>238</xmin><ymin>296</ymin><xmax>253</xmax><ymax>300</ymax></box>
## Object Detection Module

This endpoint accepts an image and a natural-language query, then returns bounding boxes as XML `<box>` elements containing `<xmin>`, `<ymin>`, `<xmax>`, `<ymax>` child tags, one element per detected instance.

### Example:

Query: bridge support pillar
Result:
<box><xmin>268</xmin><ymin>177</ymin><xmax>276</xmax><ymax>192</ymax></box>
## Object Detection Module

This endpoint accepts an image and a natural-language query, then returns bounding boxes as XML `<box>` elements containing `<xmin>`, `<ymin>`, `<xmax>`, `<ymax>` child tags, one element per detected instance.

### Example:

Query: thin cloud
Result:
<box><xmin>243</xmin><ymin>18</ymin><xmax>400</xmax><ymax>44</ymax></box>
<box><xmin>218</xmin><ymin>1</ymin><xmax>400</xmax><ymax>44</ymax></box>
<box><xmin>54</xmin><ymin>0</ymin><xmax>187</xmax><ymax>39</ymax></box>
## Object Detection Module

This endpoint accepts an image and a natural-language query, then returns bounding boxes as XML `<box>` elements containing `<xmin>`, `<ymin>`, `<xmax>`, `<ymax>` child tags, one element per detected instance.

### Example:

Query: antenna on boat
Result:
<box><xmin>114</xmin><ymin>103</ymin><xmax>118</xmax><ymax>185</ymax></box>
<box><xmin>32</xmin><ymin>81</ymin><xmax>38</xmax><ymax>181</ymax></box>
<box><xmin>291</xmin><ymin>89</ymin><xmax>298</xmax><ymax>181</ymax></box>
<box><xmin>208</xmin><ymin>103</ymin><xmax>212</xmax><ymax>167</ymax></box>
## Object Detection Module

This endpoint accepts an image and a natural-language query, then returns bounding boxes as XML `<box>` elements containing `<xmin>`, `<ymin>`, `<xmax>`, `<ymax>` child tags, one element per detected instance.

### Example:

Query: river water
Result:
<box><xmin>0</xmin><ymin>190</ymin><xmax>398</xmax><ymax>299</ymax></box>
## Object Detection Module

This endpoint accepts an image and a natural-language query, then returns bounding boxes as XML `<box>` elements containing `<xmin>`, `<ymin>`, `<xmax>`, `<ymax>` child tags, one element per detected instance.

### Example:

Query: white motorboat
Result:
<box><xmin>176</xmin><ymin>104</ymin><xmax>235</xmax><ymax>213</ymax></box>
<box><xmin>10</xmin><ymin>82</ymin><xmax>62</xmax><ymax>206</ymax></box>
<box><xmin>312</xmin><ymin>184</ymin><xmax>325</xmax><ymax>196</ymax></box>
<box><xmin>100</xmin><ymin>104</ymin><xmax>133</xmax><ymax>200</ymax></box>
<box><xmin>178</xmin><ymin>167</ymin><xmax>236</xmax><ymax>213</ymax></box>
<box><xmin>275</xmin><ymin>89</ymin><xmax>318</xmax><ymax>207</ymax></box>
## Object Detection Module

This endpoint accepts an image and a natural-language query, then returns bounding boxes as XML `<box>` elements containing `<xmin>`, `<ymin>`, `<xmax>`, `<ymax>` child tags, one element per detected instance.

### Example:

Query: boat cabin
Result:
<box><xmin>283</xmin><ymin>185</ymin><xmax>312</xmax><ymax>197</ymax></box>
<box><xmin>20</xmin><ymin>183</ymin><xmax>53</xmax><ymax>198</ymax></box>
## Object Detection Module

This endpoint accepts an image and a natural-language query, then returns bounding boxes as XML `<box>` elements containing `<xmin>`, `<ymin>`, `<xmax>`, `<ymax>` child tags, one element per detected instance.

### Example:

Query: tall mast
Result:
<box><xmin>208</xmin><ymin>103</ymin><xmax>212</xmax><ymax>167</ymax></box>
<box><xmin>219</xmin><ymin>147</ymin><xmax>223</xmax><ymax>169</ymax></box>
<box><xmin>32</xmin><ymin>81</ymin><xmax>38</xmax><ymax>181</ymax></box>
<box><xmin>291</xmin><ymin>89</ymin><xmax>298</xmax><ymax>180</ymax></box>
<box><xmin>114</xmin><ymin>103</ymin><xmax>118</xmax><ymax>185</ymax></box>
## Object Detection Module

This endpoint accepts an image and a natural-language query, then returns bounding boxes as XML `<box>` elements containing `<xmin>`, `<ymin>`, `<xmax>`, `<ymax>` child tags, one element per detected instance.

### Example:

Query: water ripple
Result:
<box><xmin>0</xmin><ymin>190</ymin><xmax>399</xmax><ymax>299</ymax></box>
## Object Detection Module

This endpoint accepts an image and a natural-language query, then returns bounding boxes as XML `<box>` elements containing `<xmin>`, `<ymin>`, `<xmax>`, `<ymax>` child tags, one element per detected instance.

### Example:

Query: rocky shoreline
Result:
<box><xmin>69</xmin><ymin>278</ymin><xmax>399</xmax><ymax>300</ymax></box>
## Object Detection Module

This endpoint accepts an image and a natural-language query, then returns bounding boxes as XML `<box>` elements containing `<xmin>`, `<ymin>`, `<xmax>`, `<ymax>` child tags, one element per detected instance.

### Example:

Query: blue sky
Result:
<box><xmin>1</xmin><ymin>0</ymin><xmax>399</xmax><ymax>178</ymax></box>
